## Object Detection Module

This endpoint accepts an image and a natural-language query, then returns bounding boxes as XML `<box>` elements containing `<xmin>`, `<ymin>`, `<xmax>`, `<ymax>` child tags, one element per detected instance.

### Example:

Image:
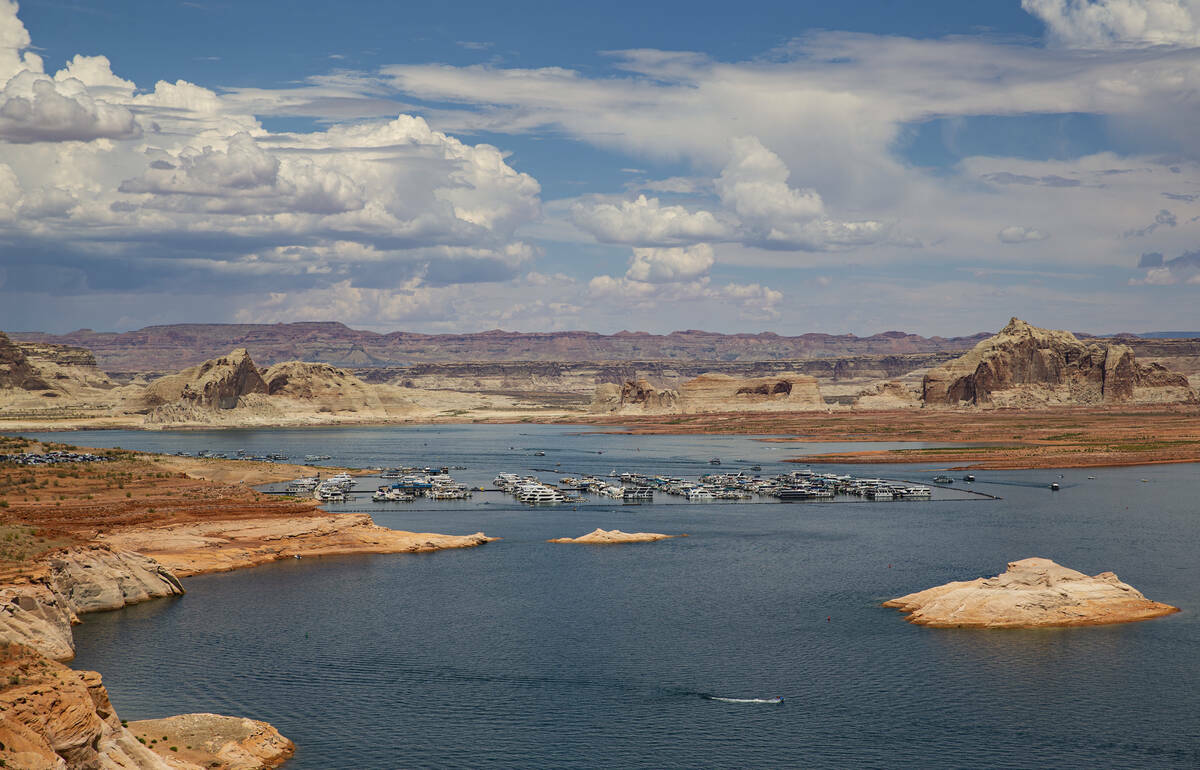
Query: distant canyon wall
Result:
<box><xmin>367</xmin><ymin>354</ymin><xmax>959</xmax><ymax>395</ymax></box>
<box><xmin>11</xmin><ymin>323</ymin><xmax>992</xmax><ymax>371</ymax></box>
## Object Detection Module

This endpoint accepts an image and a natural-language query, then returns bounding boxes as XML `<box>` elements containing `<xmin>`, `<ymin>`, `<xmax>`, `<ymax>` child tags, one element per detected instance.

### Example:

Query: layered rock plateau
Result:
<box><xmin>884</xmin><ymin>557</ymin><xmax>1180</xmax><ymax>628</ymax></box>
<box><xmin>591</xmin><ymin>373</ymin><xmax>826</xmax><ymax>415</ymax></box>
<box><xmin>922</xmin><ymin>318</ymin><xmax>1196</xmax><ymax>408</ymax></box>
<box><xmin>548</xmin><ymin>528</ymin><xmax>678</xmax><ymax>544</ymax></box>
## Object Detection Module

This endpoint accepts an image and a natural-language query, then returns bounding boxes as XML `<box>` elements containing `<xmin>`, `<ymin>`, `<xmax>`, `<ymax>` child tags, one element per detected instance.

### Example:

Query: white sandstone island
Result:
<box><xmin>547</xmin><ymin>528</ymin><xmax>679</xmax><ymax>544</ymax></box>
<box><xmin>884</xmin><ymin>557</ymin><xmax>1180</xmax><ymax>628</ymax></box>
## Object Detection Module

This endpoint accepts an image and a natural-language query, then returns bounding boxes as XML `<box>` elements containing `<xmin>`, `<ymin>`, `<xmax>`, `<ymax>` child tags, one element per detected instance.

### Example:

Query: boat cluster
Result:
<box><xmin>606</xmin><ymin>469</ymin><xmax>931</xmax><ymax>502</ymax></box>
<box><xmin>0</xmin><ymin>451</ymin><xmax>112</xmax><ymax>466</ymax></box>
<box><xmin>373</xmin><ymin>471</ymin><xmax>472</xmax><ymax>501</ymax></box>
<box><xmin>176</xmin><ymin>449</ymin><xmax>291</xmax><ymax>462</ymax></box>
<box><xmin>283</xmin><ymin>472</ymin><xmax>353</xmax><ymax>501</ymax></box>
<box><xmin>558</xmin><ymin>475</ymin><xmax>637</xmax><ymax>499</ymax></box>
<box><xmin>494</xmin><ymin>473</ymin><xmax>578</xmax><ymax>504</ymax></box>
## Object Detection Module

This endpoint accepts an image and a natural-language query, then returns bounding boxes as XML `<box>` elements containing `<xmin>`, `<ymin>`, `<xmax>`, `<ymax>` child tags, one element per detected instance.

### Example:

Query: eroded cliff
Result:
<box><xmin>922</xmin><ymin>318</ymin><xmax>1196</xmax><ymax>407</ymax></box>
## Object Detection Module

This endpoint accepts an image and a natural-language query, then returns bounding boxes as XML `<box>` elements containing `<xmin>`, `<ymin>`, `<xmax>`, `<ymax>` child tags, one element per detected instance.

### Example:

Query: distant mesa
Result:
<box><xmin>548</xmin><ymin>528</ymin><xmax>678</xmax><ymax>544</ymax></box>
<box><xmin>921</xmin><ymin>317</ymin><xmax>1197</xmax><ymax>408</ymax></box>
<box><xmin>9</xmin><ymin>322</ymin><xmax>995</xmax><ymax>370</ymax></box>
<box><xmin>883</xmin><ymin>557</ymin><xmax>1180</xmax><ymax>628</ymax></box>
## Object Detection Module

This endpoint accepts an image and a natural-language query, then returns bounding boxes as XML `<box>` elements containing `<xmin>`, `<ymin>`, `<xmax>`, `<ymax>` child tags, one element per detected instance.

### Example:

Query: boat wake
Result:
<box><xmin>704</xmin><ymin>695</ymin><xmax>784</xmax><ymax>704</ymax></box>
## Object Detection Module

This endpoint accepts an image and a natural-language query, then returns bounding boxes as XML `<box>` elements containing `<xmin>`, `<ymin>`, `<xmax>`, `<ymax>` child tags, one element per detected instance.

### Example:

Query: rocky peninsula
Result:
<box><xmin>548</xmin><ymin>528</ymin><xmax>678</xmax><ymax>544</ymax></box>
<box><xmin>0</xmin><ymin>440</ymin><xmax>494</xmax><ymax>768</ymax></box>
<box><xmin>883</xmin><ymin>558</ymin><xmax>1180</xmax><ymax>628</ymax></box>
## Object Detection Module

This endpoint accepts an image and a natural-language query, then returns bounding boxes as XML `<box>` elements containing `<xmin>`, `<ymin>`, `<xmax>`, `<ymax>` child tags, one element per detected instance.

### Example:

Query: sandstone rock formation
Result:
<box><xmin>853</xmin><ymin>380</ymin><xmax>921</xmax><ymax>409</ymax></box>
<box><xmin>263</xmin><ymin>360</ymin><xmax>413</xmax><ymax>417</ymax></box>
<box><xmin>548</xmin><ymin>528</ymin><xmax>677</xmax><ymax>544</ymax></box>
<box><xmin>0</xmin><ymin>547</ymin><xmax>185</xmax><ymax>661</ymax></box>
<box><xmin>46</xmin><ymin>547</ymin><xmax>185</xmax><ymax>615</ymax></box>
<box><xmin>103</xmin><ymin>514</ymin><xmax>496</xmax><ymax>577</ymax></box>
<box><xmin>141</xmin><ymin>348</ymin><xmax>267</xmax><ymax>410</ymax></box>
<box><xmin>0</xmin><ymin>331</ymin><xmax>54</xmax><ymax>391</ymax></box>
<box><xmin>0</xmin><ymin>644</ymin><xmax>176</xmax><ymax>769</ymax></box>
<box><xmin>0</xmin><ymin>583</ymin><xmax>76</xmax><ymax>661</ymax></box>
<box><xmin>589</xmin><ymin>379</ymin><xmax>679</xmax><ymax>413</ymax></box>
<box><xmin>679</xmin><ymin>373</ymin><xmax>824</xmax><ymax>413</ymax></box>
<box><xmin>0</xmin><ymin>642</ymin><xmax>291</xmax><ymax>770</ymax></box>
<box><xmin>922</xmin><ymin>318</ymin><xmax>1196</xmax><ymax>407</ymax></box>
<box><xmin>127</xmin><ymin>713</ymin><xmax>294</xmax><ymax>769</ymax></box>
<box><xmin>591</xmin><ymin>372</ymin><xmax>826</xmax><ymax>414</ymax></box>
<box><xmin>883</xmin><ymin>557</ymin><xmax>1180</xmax><ymax>628</ymax></box>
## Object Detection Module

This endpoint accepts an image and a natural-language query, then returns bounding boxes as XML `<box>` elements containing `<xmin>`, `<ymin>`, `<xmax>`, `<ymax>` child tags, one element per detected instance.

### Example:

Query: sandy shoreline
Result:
<box><xmin>7</xmin><ymin>404</ymin><xmax>1200</xmax><ymax>469</ymax></box>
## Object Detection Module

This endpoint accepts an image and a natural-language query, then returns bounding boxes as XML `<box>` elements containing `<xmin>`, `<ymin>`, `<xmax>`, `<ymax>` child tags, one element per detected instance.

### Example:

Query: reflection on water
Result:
<box><xmin>28</xmin><ymin>425</ymin><xmax>1198</xmax><ymax>769</ymax></box>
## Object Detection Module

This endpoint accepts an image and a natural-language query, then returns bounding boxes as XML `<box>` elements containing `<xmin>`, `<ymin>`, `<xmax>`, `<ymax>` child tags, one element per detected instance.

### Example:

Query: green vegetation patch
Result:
<box><xmin>0</xmin><ymin>524</ymin><xmax>70</xmax><ymax>563</ymax></box>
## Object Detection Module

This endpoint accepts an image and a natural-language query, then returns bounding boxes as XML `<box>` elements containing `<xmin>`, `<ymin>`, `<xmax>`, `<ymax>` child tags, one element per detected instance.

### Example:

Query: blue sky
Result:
<box><xmin>2</xmin><ymin>0</ymin><xmax>1200</xmax><ymax>336</ymax></box>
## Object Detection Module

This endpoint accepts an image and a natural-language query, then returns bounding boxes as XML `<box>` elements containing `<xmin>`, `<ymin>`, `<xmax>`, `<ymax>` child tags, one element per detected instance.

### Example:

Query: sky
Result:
<box><xmin>1</xmin><ymin>0</ymin><xmax>1200</xmax><ymax>336</ymax></box>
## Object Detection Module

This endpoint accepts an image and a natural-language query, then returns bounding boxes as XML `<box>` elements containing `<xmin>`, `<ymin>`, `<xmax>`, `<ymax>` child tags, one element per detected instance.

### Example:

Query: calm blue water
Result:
<box><xmin>15</xmin><ymin>426</ymin><xmax>1200</xmax><ymax>768</ymax></box>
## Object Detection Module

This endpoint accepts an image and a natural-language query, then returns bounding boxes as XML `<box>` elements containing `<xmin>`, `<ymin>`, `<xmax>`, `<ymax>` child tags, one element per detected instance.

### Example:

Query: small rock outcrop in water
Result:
<box><xmin>883</xmin><ymin>557</ymin><xmax>1180</xmax><ymax>628</ymax></box>
<box><xmin>922</xmin><ymin>318</ymin><xmax>1196</xmax><ymax>407</ymax></box>
<box><xmin>548</xmin><ymin>528</ymin><xmax>677</xmax><ymax>544</ymax></box>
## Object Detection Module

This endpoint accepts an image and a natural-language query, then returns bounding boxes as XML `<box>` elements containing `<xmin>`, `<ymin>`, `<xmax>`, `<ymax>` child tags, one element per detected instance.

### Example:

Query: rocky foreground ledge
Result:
<box><xmin>102</xmin><ymin>514</ymin><xmax>496</xmax><ymax>577</ymax></box>
<box><xmin>548</xmin><ymin>528</ymin><xmax>679</xmax><ymax>544</ymax></box>
<box><xmin>884</xmin><ymin>557</ymin><xmax>1180</xmax><ymax>628</ymax></box>
<box><xmin>0</xmin><ymin>523</ymin><xmax>494</xmax><ymax>767</ymax></box>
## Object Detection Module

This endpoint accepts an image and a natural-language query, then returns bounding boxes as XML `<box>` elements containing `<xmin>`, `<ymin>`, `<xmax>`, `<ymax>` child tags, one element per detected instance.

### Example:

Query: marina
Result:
<box><xmin>49</xmin><ymin>424</ymin><xmax>1199</xmax><ymax>770</ymax></box>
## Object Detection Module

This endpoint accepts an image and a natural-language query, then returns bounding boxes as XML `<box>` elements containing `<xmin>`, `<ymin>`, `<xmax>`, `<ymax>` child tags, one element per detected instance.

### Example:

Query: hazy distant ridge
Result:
<box><xmin>11</xmin><ymin>322</ymin><xmax>994</xmax><ymax>371</ymax></box>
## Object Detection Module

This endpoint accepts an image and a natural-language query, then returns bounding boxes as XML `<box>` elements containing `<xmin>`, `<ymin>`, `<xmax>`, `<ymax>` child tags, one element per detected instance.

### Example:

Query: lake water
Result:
<box><xmin>16</xmin><ymin>426</ymin><xmax>1200</xmax><ymax>768</ymax></box>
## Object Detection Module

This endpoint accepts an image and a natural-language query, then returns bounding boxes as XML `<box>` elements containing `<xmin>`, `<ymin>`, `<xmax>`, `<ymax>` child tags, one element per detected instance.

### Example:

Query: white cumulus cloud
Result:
<box><xmin>626</xmin><ymin>244</ymin><xmax>715</xmax><ymax>283</ymax></box>
<box><xmin>1023</xmin><ymin>0</ymin><xmax>1200</xmax><ymax>48</ymax></box>
<box><xmin>997</xmin><ymin>225</ymin><xmax>1051</xmax><ymax>243</ymax></box>
<box><xmin>570</xmin><ymin>194</ymin><xmax>728</xmax><ymax>244</ymax></box>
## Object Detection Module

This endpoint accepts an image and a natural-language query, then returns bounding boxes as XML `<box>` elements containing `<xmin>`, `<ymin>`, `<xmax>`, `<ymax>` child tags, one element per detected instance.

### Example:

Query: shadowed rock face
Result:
<box><xmin>590</xmin><ymin>378</ymin><xmax>679</xmax><ymax>413</ymax></box>
<box><xmin>0</xmin><ymin>331</ymin><xmax>52</xmax><ymax>391</ymax></box>
<box><xmin>922</xmin><ymin>318</ymin><xmax>1196</xmax><ymax>407</ymax></box>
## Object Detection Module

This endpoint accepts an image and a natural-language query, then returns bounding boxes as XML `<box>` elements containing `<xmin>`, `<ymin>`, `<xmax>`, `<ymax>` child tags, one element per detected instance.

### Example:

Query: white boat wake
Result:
<box><xmin>706</xmin><ymin>696</ymin><xmax>783</xmax><ymax>704</ymax></box>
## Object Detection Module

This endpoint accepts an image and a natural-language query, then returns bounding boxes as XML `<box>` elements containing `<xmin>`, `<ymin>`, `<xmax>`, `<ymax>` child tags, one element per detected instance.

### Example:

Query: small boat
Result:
<box><xmin>709</xmin><ymin>458</ymin><xmax>722</xmax><ymax>465</ymax></box>
<box><xmin>1087</xmin><ymin>476</ymin><xmax>1096</xmax><ymax>480</ymax></box>
<box><xmin>1050</xmin><ymin>482</ymin><xmax>1060</xmax><ymax>491</ymax></box>
<box><xmin>962</xmin><ymin>474</ymin><xmax>975</xmax><ymax>482</ymax></box>
<box><xmin>534</xmin><ymin>450</ymin><xmax>546</xmax><ymax>456</ymax></box>
<box><xmin>932</xmin><ymin>475</ymin><xmax>953</xmax><ymax>484</ymax></box>
<box><xmin>750</xmin><ymin>465</ymin><xmax>762</xmax><ymax>471</ymax></box>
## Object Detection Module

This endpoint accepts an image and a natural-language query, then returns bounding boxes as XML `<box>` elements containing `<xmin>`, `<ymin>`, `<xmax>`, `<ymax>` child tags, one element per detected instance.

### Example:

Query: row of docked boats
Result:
<box><xmin>494</xmin><ymin>473</ymin><xmax>567</xmax><ymax>504</ymax></box>
<box><xmin>600</xmin><ymin>469</ymin><xmax>932</xmax><ymax>503</ymax></box>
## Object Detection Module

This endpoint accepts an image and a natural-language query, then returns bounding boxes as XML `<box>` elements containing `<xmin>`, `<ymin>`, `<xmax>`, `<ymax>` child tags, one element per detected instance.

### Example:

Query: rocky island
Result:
<box><xmin>548</xmin><ymin>528</ymin><xmax>679</xmax><ymax>544</ymax></box>
<box><xmin>883</xmin><ymin>557</ymin><xmax>1180</xmax><ymax>628</ymax></box>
